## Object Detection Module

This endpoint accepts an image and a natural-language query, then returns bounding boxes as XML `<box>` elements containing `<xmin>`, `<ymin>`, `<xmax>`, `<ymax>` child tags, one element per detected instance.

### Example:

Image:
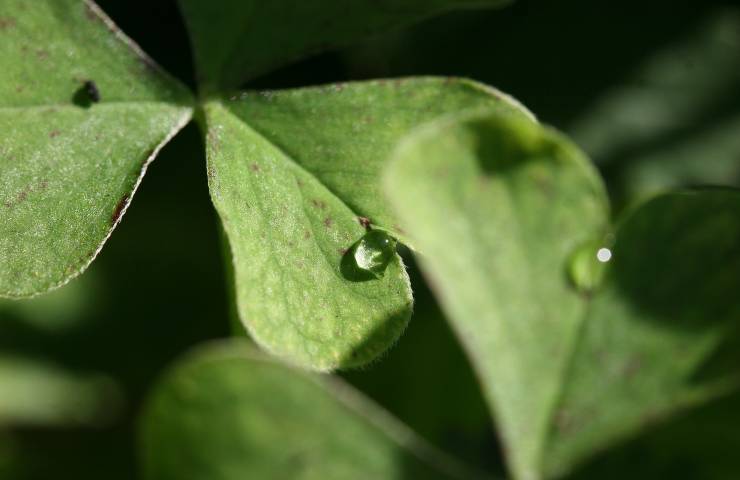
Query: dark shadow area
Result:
<box><xmin>570</xmin><ymin>389</ymin><xmax>740</xmax><ymax>480</ymax></box>
<box><xmin>243</xmin><ymin>51</ymin><xmax>350</xmax><ymax>91</ymax></box>
<box><xmin>96</xmin><ymin>0</ymin><xmax>197</xmax><ymax>92</ymax></box>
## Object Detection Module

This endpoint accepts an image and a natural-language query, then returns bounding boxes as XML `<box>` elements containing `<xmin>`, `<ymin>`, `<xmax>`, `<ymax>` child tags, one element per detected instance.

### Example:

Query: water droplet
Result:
<box><xmin>567</xmin><ymin>240</ymin><xmax>612</xmax><ymax>293</ymax></box>
<box><xmin>352</xmin><ymin>230</ymin><xmax>395</xmax><ymax>278</ymax></box>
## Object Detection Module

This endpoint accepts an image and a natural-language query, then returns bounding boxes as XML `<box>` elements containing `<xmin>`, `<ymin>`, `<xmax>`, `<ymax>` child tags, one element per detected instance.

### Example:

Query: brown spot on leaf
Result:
<box><xmin>35</xmin><ymin>49</ymin><xmax>49</xmax><ymax>60</ymax></box>
<box><xmin>323</xmin><ymin>217</ymin><xmax>333</xmax><ymax>228</ymax></box>
<box><xmin>249</xmin><ymin>163</ymin><xmax>260</xmax><ymax>172</ymax></box>
<box><xmin>4</xmin><ymin>180</ymin><xmax>48</xmax><ymax>209</ymax></box>
<box><xmin>311</xmin><ymin>199</ymin><xmax>326</xmax><ymax>210</ymax></box>
<box><xmin>338</xmin><ymin>248</ymin><xmax>348</xmax><ymax>255</ymax></box>
<box><xmin>358</xmin><ymin>216</ymin><xmax>371</xmax><ymax>229</ymax></box>
<box><xmin>49</xmin><ymin>130</ymin><xmax>61</xmax><ymax>138</ymax></box>
<box><xmin>111</xmin><ymin>195</ymin><xmax>129</xmax><ymax>225</ymax></box>
<box><xmin>0</xmin><ymin>17</ymin><xmax>16</xmax><ymax>30</ymax></box>
<box><xmin>303</xmin><ymin>230</ymin><xmax>311</xmax><ymax>240</ymax></box>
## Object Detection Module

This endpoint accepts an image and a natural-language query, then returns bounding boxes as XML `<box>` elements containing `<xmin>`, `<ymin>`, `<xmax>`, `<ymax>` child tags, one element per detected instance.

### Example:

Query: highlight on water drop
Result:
<box><xmin>567</xmin><ymin>238</ymin><xmax>613</xmax><ymax>293</ymax></box>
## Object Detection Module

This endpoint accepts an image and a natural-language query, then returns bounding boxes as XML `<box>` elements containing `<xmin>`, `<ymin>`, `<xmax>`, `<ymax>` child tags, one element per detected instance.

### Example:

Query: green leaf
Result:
<box><xmin>0</xmin><ymin>0</ymin><xmax>193</xmax><ymax>298</ymax></box>
<box><xmin>178</xmin><ymin>0</ymin><xmax>512</xmax><ymax>90</ymax></box>
<box><xmin>0</xmin><ymin>355</ymin><xmax>120</xmax><ymax>427</ymax></box>
<box><xmin>544</xmin><ymin>190</ymin><xmax>740</xmax><ymax>477</ymax></box>
<box><xmin>384</xmin><ymin>110</ymin><xmax>740</xmax><ymax>479</ymax></box>
<box><xmin>140</xmin><ymin>340</ymin><xmax>490</xmax><ymax>480</ymax></box>
<box><xmin>203</xmin><ymin>77</ymin><xmax>532</xmax><ymax>370</ymax></box>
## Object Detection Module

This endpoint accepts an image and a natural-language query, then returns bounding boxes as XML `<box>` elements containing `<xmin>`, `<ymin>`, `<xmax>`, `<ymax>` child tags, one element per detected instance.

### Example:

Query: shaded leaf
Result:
<box><xmin>385</xmin><ymin>110</ymin><xmax>740</xmax><ymax>478</ymax></box>
<box><xmin>0</xmin><ymin>0</ymin><xmax>193</xmax><ymax>297</ymax></box>
<box><xmin>178</xmin><ymin>0</ymin><xmax>511</xmax><ymax>90</ymax></box>
<box><xmin>140</xmin><ymin>340</ymin><xmax>490</xmax><ymax>480</ymax></box>
<box><xmin>544</xmin><ymin>190</ymin><xmax>740</xmax><ymax>477</ymax></box>
<box><xmin>203</xmin><ymin>78</ymin><xmax>531</xmax><ymax>370</ymax></box>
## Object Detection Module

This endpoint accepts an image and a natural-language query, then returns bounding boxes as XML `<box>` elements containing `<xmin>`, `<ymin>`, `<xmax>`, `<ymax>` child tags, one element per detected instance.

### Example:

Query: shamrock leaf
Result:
<box><xmin>140</xmin><ymin>340</ymin><xmax>490</xmax><ymax>480</ymax></box>
<box><xmin>202</xmin><ymin>78</ymin><xmax>532</xmax><ymax>370</ymax></box>
<box><xmin>385</xmin><ymin>109</ymin><xmax>740</xmax><ymax>478</ymax></box>
<box><xmin>0</xmin><ymin>0</ymin><xmax>193</xmax><ymax>297</ymax></box>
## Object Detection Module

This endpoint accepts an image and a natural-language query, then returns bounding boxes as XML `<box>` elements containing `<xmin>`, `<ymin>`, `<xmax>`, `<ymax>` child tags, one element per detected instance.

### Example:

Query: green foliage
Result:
<box><xmin>141</xmin><ymin>341</ymin><xmax>489</xmax><ymax>480</ymax></box>
<box><xmin>1</xmin><ymin>1</ymin><xmax>739</xmax><ymax>479</ymax></box>
<box><xmin>384</xmin><ymin>109</ymin><xmax>740</xmax><ymax>478</ymax></box>
<box><xmin>203</xmin><ymin>79</ymin><xmax>530</xmax><ymax>369</ymax></box>
<box><xmin>0</xmin><ymin>0</ymin><xmax>192</xmax><ymax>297</ymax></box>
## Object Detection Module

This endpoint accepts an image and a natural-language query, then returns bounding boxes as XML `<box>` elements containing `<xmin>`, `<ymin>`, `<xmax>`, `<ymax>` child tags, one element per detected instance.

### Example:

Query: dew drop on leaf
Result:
<box><xmin>567</xmin><ymin>240</ymin><xmax>612</xmax><ymax>293</ymax></box>
<box><xmin>352</xmin><ymin>230</ymin><xmax>396</xmax><ymax>278</ymax></box>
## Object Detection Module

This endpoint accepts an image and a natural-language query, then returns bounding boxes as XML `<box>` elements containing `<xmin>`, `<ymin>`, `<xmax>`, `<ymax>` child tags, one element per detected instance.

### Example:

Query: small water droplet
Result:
<box><xmin>567</xmin><ymin>240</ymin><xmax>612</xmax><ymax>293</ymax></box>
<box><xmin>352</xmin><ymin>230</ymin><xmax>395</xmax><ymax>278</ymax></box>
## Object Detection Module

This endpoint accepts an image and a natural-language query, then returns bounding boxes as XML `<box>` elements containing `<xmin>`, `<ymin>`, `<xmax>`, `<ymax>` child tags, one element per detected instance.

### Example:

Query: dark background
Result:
<box><xmin>1</xmin><ymin>0</ymin><xmax>739</xmax><ymax>478</ymax></box>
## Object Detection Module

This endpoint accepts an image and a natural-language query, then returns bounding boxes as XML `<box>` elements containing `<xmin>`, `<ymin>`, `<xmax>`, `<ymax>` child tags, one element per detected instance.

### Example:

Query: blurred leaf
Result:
<box><xmin>140</xmin><ymin>340</ymin><xmax>490</xmax><ymax>480</ymax></box>
<box><xmin>0</xmin><ymin>0</ymin><xmax>193</xmax><ymax>298</ymax></box>
<box><xmin>385</xmin><ymin>110</ymin><xmax>740</xmax><ymax>478</ymax></box>
<box><xmin>568</xmin><ymin>9</ymin><xmax>740</xmax><ymax>205</ymax></box>
<box><xmin>0</xmin><ymin>355</ymin><xmax>120</xmax><ymax>427</ymax></box>
<box><xmin>0</xmin><ymin>268</ymin><xmax>103</xmax><ymax>333</ymax></box>
<box><xmin>203</xmin><ymin>78</ymin><xmax>531</xmax><ymax>370</ymax></box>
<box><xmin>178</xmin><ymin>0</ymin><xmax>512</xmax><ymax>90</ymax></box>
<box><xmin>385</xmin><ymin>109</ymin><xmax>607</xmax><ymax>479</ymax></box>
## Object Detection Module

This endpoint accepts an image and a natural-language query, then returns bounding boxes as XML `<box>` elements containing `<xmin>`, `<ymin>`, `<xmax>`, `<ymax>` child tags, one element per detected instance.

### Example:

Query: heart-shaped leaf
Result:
<box><xmin>384</xmin><ymin>110</ymin><xmax>740</xmax><ymax>478</ymax></box>
<box><xmin>0</xmin><ymin>0</ymin><xmax>193</xmax><ymax>297</ymax></box>
<box><xmin>178</xmin><ymin>0</ymin><xmax>512</xmax><ymax>90</ymax></box>
<box><xmin>140</xmin><ymin>340</ymin><xmax>489</xmax><ymax>480</ymax></box>
<box><xmin>202</xmin><ymin>78</ymin><xmax>532</xmax><ymax>370</ymax></box>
